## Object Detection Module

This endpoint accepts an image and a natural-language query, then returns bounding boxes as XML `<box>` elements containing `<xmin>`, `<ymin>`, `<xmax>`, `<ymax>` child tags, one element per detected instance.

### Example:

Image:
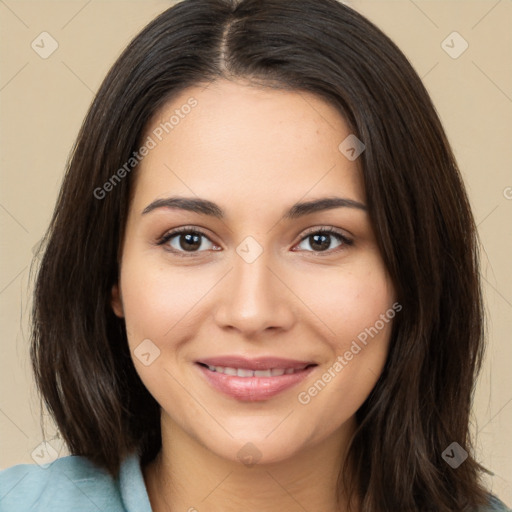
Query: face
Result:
<box><xmin>112</xmin><ymin>79</ymin><xmax>396</xmax><ymax>465</ymax></box>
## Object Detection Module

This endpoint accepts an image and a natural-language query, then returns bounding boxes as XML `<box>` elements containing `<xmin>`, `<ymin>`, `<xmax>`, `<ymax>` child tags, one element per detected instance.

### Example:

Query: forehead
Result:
<box><xmin>131</xmin><ymin>79</ymin><xmax>364</xmax><ymax>220</ymax></box>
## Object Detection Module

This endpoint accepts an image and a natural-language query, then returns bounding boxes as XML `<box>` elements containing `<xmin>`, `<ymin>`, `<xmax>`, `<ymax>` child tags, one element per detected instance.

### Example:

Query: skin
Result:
<box><xmin>111</xmin><ymin>79</ymin><xmax>396</xmax><ymax>512</ymax></box>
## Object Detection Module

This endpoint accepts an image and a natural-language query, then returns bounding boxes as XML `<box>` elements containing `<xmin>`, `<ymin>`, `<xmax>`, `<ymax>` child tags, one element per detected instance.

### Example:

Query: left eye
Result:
<box><xmin>295</xmin><ymin>229</ymin><xmax>351</xmax><ymax>253</ymax></box>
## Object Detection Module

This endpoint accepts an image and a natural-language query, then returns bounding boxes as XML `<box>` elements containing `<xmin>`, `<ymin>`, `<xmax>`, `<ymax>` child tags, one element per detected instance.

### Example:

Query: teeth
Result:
<box><xmin>205</xmin><ymin>365</ymin><xmax>306</xmax><ymax>377</ymax></box>
<box><xmin>254</xmin><ymin>369</ymin><xmax>272</xmax><ymax>377</ymax></box>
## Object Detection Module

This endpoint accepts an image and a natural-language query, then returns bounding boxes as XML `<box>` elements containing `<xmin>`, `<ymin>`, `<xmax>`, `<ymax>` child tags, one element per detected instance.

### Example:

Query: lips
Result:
<box><xmin>196</xmin><ymin>356</ymin><xmax>317</xmax><ymax>401</ymax></box>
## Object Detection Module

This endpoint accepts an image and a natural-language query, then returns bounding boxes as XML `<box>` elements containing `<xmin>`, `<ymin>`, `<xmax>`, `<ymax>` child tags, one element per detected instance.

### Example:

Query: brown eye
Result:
<box><xmin>295</xmin><ymin>228</ymin><xmax>353</xmax><ymax>254</ymax></box>
<box><xmin>174</xmin><ymin>232</ymin><xmax>203</xmax><ymax>252</ymax></box>
<box><xmin>157</xmin><ymin>228</ymin><xmax>217</xmax><ymax>255</ymax></box>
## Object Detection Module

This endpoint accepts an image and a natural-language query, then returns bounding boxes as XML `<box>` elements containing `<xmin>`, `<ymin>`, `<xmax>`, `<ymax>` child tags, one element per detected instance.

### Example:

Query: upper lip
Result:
<box><xmin>197</xmin><ymin>356</ymin><xmax>316</xmax><ymax>371</ymax></box>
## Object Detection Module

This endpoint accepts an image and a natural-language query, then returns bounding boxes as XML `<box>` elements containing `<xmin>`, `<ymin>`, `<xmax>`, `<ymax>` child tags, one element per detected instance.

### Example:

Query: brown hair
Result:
<box><xmin>31</xmin><ymin>0</ymin><xmax>490</xmax><ymax>510</ymax></box>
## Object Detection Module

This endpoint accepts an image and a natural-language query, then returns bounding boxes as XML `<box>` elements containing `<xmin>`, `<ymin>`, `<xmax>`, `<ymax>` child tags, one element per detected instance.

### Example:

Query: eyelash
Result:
<box><xmin>156</xmin><ymin>226</ymin><xmax>354</xmax><ymax>258</ymax></box>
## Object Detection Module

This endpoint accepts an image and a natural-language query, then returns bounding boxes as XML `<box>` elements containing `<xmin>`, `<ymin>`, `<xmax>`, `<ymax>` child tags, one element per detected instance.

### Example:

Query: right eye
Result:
<box><xmin>157</xmin><ymin>227</ymin><xmax>221</xmax><ymax>257</ymax></box>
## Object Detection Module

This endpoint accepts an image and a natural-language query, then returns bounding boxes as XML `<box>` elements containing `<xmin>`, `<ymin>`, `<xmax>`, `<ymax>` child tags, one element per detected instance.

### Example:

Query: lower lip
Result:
<box><xmin>197</xmin><ymin>364</ymin><xmax>315</xmax><ymax>401</ymax></box>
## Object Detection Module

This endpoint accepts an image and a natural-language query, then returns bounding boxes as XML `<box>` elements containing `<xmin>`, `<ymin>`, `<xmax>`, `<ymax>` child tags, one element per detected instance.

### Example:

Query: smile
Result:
<box><xmin>196</xmin><ymin>356</ymin><xmax>317</xmax><ymax>401</ymax></box>
<box><xmin>204</xmin><ymin>364</ymin><xmax>309</xmax><ymax>377</ymax></box>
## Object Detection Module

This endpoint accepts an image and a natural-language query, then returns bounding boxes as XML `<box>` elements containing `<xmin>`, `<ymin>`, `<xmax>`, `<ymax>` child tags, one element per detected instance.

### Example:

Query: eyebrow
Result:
<box><xmin>141</xmin><ymin>196</ymin><xmax>367</xmax><ymax>219</ymax></box>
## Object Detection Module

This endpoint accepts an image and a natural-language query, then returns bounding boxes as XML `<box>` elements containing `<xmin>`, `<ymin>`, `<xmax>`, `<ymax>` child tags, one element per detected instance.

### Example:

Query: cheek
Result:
<box><xmin>118</xmin><ymin>256</ymin><xmax>209</xmax><ymax>411</ymax></box>
<box><xmin>119</xmin><ymin>255</ymin><xmax>213</xmax><ymax>343</ymax></box>
<box><xmin>292</xmin><ymin>257</ymin><xmax>395</xmax><ymax>352</ymax></box>
<box><xmin>291</xmin><ymin>258</ymin><xmax>395</xmax><ymax>421</ymax></box>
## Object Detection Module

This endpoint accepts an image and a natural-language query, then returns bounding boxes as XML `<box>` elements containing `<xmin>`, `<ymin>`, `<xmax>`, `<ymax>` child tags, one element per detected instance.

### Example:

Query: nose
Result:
<box><xmin>213</xmin><ymin>249</ymin><xmax>296</xmax><ymax>338</ymax></box>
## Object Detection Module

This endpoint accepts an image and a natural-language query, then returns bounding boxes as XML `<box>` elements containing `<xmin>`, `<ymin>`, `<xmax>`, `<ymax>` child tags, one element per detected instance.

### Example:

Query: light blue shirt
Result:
<box><xmin>1</xmin><ymin>451</ymin><xmax>511</xmax><ymax>511</ymax></box>
<box><xmin>0</xmin><ymin>452</ymin><xmax>151</xmax><ymax>512</ymax></box>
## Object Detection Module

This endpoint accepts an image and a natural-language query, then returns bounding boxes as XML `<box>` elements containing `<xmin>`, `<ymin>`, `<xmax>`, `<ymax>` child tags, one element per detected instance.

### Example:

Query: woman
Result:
<box><xmin>1</xmin><ymin>0</ymin><xmax>509</xmax><ymax>511</ymax></box>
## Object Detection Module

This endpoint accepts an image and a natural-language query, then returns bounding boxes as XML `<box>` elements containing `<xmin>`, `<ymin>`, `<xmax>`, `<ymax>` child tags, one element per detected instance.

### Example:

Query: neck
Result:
<box><xmin>143</xmin><ymin>413</ymin><xmax>358</xmax><ymax>512</ymax></box>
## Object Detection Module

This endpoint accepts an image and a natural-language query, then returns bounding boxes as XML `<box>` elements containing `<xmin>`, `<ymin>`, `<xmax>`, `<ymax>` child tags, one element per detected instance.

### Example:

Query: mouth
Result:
<box><xmin>195</xmin><ymin>356</ymin><xmax>317</xmax><ymax>401</ymax></box>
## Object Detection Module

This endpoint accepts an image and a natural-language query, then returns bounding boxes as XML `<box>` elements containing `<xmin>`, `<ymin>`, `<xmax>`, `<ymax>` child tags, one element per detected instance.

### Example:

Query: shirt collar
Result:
<box><xmin>118</xmin><ymin>451</ymin><xmax>153</xmax><ymax>512</ymax></box>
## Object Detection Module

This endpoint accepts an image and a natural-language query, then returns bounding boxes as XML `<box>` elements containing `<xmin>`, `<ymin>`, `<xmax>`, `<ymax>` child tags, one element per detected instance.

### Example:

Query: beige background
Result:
<box><xmin>1</xmin><ymin>0</ymin><xmax>511</xmax><ymax>504</ymax></box>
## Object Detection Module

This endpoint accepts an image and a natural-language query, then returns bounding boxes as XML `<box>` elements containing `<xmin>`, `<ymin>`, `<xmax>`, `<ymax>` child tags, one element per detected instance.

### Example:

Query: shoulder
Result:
<box><xmin>0</xmin><ymin>455</ymin><xmax>123</xmax><ymax>512</ymax></box>
<box><xmin>479</xmin><ymin>494</ymin><xmax>512</xmax><ymax>512</ymax></box>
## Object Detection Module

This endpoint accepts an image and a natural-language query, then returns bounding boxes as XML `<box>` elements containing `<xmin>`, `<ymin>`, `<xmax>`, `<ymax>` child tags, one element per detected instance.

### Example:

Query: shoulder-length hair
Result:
<box><xmin>31</xmin><ymin>0</ymin><xmax>489</xmax><ymax>510</ymax></box>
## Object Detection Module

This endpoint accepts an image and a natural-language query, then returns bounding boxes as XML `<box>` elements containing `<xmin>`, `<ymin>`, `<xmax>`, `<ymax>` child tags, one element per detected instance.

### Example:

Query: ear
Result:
<box><xmin>111</xmin><ymin>283</ymin><xmax>124</xmax><ymax>318</ymax></box>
